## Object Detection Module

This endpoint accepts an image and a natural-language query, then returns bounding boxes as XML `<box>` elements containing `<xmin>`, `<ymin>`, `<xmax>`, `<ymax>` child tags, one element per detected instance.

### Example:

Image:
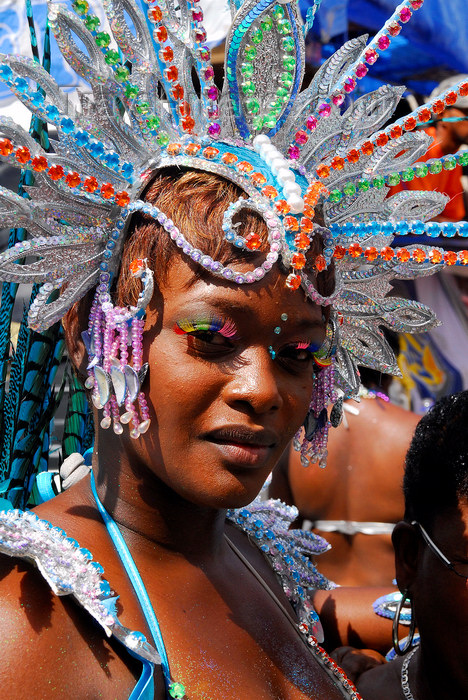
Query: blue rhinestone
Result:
<box><xmin>0</xmin><ymin>64</ymin><xmax>13</xmax><ymax>80</ymax></box>
<box><xmin>99</xmin><ymin>262</ymin><xmax>109</xmax><ymax>271</ymax></box>
<box><xmin>91</xmin><ymin>561</ymin><xmax>104</xmax><ymax>574</ymax></box>
<box><xmin>75</xmin><ymin>130</ymin><xmax>89</xmax><ymax>146</ymax></box>
<box><xmin>90</xmin><ymin>141</ymin><xmax>105</xmax><ymax>157</ymax></box>
<box><xmin>99</xmin><ymin>580</ymin><xmax>111</xmax><ymax>596</ymax></box>
<box><xmin>79</xmin><ymin>547</ymin><xmax>92</xmax><ymax>560</ymax></box>
<box><xmin>14</xmin><ymin>77</ymin><xmax>29</xmax><ymax>93</ymax></box>
<box><xmin>122</xmin><ymin>162</ymin><xmax>134</xmax><ymax>178</ymax></box>
<box><xmin>444</xmin><ymin>222</ymin><xmax>456</xmax><ymax>238</ymax></box>
<box><xmin>413</xmin><ymin>220</ymin><xmax>425</xmax><ymax>235</ymax></box>
<box><xmin>260</xmin><ymin>544</ymin><xmax>269</xmax><ymax>552</ymax></box>
<box><xmin>30</xmin><ymin>90</ymin><xmax>44</xmax><ymax>106</ymax></box>
<box><xmin>60</xmin><ymin>117</ymin><xmax>75</xmax><ymax>134</ymax></box>
<box><xmin>45</xmin><ymin>104</ymin><xmax>60</xmax><ymax>121</ymax></box>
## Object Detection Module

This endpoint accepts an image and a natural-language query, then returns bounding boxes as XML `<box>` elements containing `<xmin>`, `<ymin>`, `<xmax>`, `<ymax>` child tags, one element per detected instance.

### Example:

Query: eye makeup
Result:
<box><xmin>173</xmin><ymin>315</ymin><xmax>238</xmax><ymax>339</ymax></box>
<box><xmin>294</xmin><ymin>341</ymin><xmax>321</xmax><ymax>353</ymax></box>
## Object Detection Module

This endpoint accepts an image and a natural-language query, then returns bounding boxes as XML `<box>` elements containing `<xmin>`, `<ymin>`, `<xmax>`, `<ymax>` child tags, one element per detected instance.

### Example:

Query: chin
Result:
<box><xmin>186</xmin><ymin>471</ymin><xmax>269</xmax><ymax>510</ymax></box>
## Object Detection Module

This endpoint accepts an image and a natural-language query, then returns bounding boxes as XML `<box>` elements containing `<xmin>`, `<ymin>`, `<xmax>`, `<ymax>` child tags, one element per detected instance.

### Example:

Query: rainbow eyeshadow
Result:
<box><xmin>295</xmin><ymin>341</ymin><xmax>321</xmax><ymax>352</ymax></box>
<box><xmin>173</xmin><ymin>315</ymin><xmax>238</xmax><ymax>339</ymax></box>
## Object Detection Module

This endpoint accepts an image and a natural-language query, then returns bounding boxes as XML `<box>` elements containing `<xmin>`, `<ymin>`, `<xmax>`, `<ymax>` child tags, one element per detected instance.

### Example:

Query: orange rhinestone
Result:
<box><xmin>376</xmin><ymin>133</ymin><xmax>389</xmax><ymax>147</ymax></box>
<box><xmin>361</xmin><ymin>141</ymin><xmax>374</xmax><ymax>156</ymax></box>
<box><xmin>15</xmin><ymin>147</ymin><xmax>31</xmax><ymax>164</ymax></box>
<box><xmin>275</xmin><ymin>199</ymin><xmax>290</xmax><ymax>215</ymax></box>
<box><xmin>432</xmin><ymin>99</ymin><xmax>445</xmax><ymax>114</ymax></box>
<box><xmin>171</xmin><ymin>83</ymin><xmax>184</xmax><ymax>100</ymax></box>
<box><xmin>303</xmin><ymin>204</ymin><xmax>315</xmax><ymax>218</ymax></box>
<box><xmin>331</xmin><ymin>156</ymin><xmax>345</xmax><ymax>170</ymax></box>
<box><xmin>285</xmin><ymin>273</ymin><xmax>301</xmax><ymax>290</ymax></box>
<box><xmin>245</xmin><ymin>232</ymin><xmax>262</xmax><ymax>251</ymax></box>
<box><xmin>115</xmin><ymin>191</ymin><xmax>130</xmax><ymax>207</ymax></box>
<box><xmin>364</xmin><ymin>246</ymin><xmax>378</xmax><ymax>261</ymax></box>
<box><xmin>294</xmin><ymin>232</ymin><xmax>311</xmax><ymax>249</ymax></box>
<box><xmin>251</xmin><ymin>172</ymin><xmax>267</xmax><ymax>186</ymax></box>
<box><xmin>48</xmin><ymin>164</ymin><xmax>64</xmax><ymax>181</ymax></box>
<box><xmin>166</xmin><ymin>143</ymin><xmax>182</xmax><ymax>155</ymax></box>
<box><xmin>396</xmin><ymin>247</ymin><xmax>410</xmax><ymax>262</ymax></box>
<box><xmin>156</xmin><ymin>25</ymin><xmax>168</xmax><ymax>42</ymax></box>
<box><xmin>184</xmin><ymin>143</ymin><xmax>201</xmax><ymax>156</ymax></box>
<box><xmin>333</xmin><ymin>245</ymin><xmax>346</xmax><ymax>260</ymax></box>
<box><xmin>347</xmin><ymin>149</ymin><xmax>360</xmax><ymax>164</ymax></box>
<box><xmin>404</xmin><ymin>117</ymin><xmax>417</xmax><ymax>131</ymax></box>
<box><xmin>179</xmin><ymin>101</ymin><xmax>191</xmax><ymax>116</ymax></box>
<box><xmin>0</xmin><ymin>138</ymin><xmax>13</xmax><ymax>156</ymax></box>
<box><xmin>261</xmin><ymin>185</ymin><xmax>278</xmax><ymax>199</ymax></box>
<box><xmin>165</xmin><ymin>65</ymin><xmax>179</xmax><ymax>82</ymax></box>
<box><xmin>418</xmin><ymin>108</ymin><xmax>431</xmax><ymax>123</ymax></box>
<box><xmin>348</xmin><ymin>243</ymin><xmax>363</xmax><ymax>258</ymax></box>
<box><xmin>316</xmin><ymin>164</ymin><xmax>330</xmax><ymax>179</ymax></box>
<box><xmin>202</xmin><ymin>146</ymin><xmax>219</xmax><ymax>159</ymax></box>
<box><xmin>458</xmin><ymin>250</ymin><xmax>468</xmax><ymax>264</ymax></box>
<box><xmin>32</xmin><ymin>155</ymin><xmax>48</xmax><ymax>172</ymax></box>
<box><xmin>283</xmin><ymin>215</ymin><xmax>299</xmax><ymax>231</ymax></box>
<box><xmin>459</xmin><ymin>83</ymin><xmax>468</xmax><ymax>97</ymax></box>
<box><xmin>222</xmin><ymin>152</ymin><xmax>238</xmax><ymax>165</ymax></box>
<box><xmin>83</xmin><ymin>176</ymin><xmax>98</xmax><ymax>192</ymax></box>
<box><xmin>65</xmin><ymin>171</ymin><xmax>81</xmax><ymax>187</ymax></box>
<box><xmin>161</xmin><ymin>46</ymin><xmax>174</xmax><ymax>62</ymax></box>
<box><xmin>237</xmin><ymin>160</ymin><xmax>254</xmax><ymax>173</ymax></box>
<box><xmin>151</xmin><ymin>6</ymin><xmax>163</xmax><ymax>21</ymax></box>
<box><xmin>445</xmin><ymin>91</ymin><xmax>457</xmax><ymax>106</ymax></box>
<box><xmin>182</xmin><ymin>116</ymin><xmax>195</xmax><ymax>132</ymax></box>
<box><xmin>390</xmin><ymin>125</ymin><xmax>403</xmax><ymax>139</ymax></box>
<box><xmin>314</xmin><ymin>254</ymin><xmax>326</xmax><ymax>272</ymax></box>
<box><xmin>380</xmin><ymin>246</ymin><xmax>394</xmax><ymax>261</ymax></box>
<box><xmin>429</xmin><ymin>249</ymin><xmax>443</xmax><ymax>264</ymax></box>
<box><xmin>444</xmin><ymin>251</ymin><xmax>457</xmax><ymax>265</ymax></box>
<box><xmin>100</xmin><ymin>182</ymin><xmax>115</xmax><ymax>199</ymax></box>
<box><xmin>412</xmin><ymin>248</ymin><xmax>426</xmax><ymax>263</ymax></box>
<box><xmin>130</xmin><ymin>258</ymin><xmax>145</xmax><ymax>275</ymax></box>
<box><xmin>300</xmin><ymin>217</ymin><xmax>314</xmax><ymax>233</ymax></box>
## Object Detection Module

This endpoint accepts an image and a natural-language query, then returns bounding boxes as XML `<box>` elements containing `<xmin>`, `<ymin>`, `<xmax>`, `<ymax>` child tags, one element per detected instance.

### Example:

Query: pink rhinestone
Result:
<box><xmin>399</xmin><ymin>7</ymin><xmax>412</xmax><ymax>22</ymax></box>
<box><xmin>206</xmin><ymin>85</ymin><xmax>218</xmax><ymax>100</ymax></box>
<box><xmin>343</xmin><ymin>78</ymin><xmax>356</xmax><ymax>93</ymax></box>
<box><xmin>194</xmin><ymin>28</ymin><xmax>207</xmax><ymax>42</ymax></box>
<box><xmin>365</xmin><ymin>48</ymin><xmax>378</xmax><ymax>64</ymax></box>
<box><xmin>332</xmin><ymin>93</ymin><xmax>344</xmax><ymax>105</ymax></box>
<box><xmin>288</xmin><ymin>145</ymin><xmax>300</xmax><ymax>160</ymax></box>
<box><xmin>306</xmin><ymin>115</ymin><xmax>318</xmax><ymax>131</ymax></box>
<box><xmin>198</xmin><ymin>46</ymin><xmax>210</xmax><ymax>61</ymax></box>
<box><xmin>355</xmin><ymin>62</ymin><xmax>368</xmax><ymax>78</ymax></box>
<box><xmin>208</xmin><ymin>105</ymin><xmax>219</xmax><ymax>118</ymax></box>
<box><xmin>208</xmin><ymin>122</ymin><xmax>221</xmax><ymax>136</ymax></box>
<box><xmin>377</xmin><ymin>35</ymin><xmax>390</xmax><ymax>50</ymax></box>
<box><xmin>410</xmin><ymin>0</ymin><xmax>423</xmax><ymax>8</ymax></box>
<box><xmin>388</xmin><ymin>21</ymin><xmax>401</xmax><ymax>36</ymax></box>
<box><xmin>295</xmin><ymin>130</ymin><xmax>308</xmax><ymax>145</ymax></box>
<box><xmin>318</xmin><ymin>102</ymin><xmax>331</xmax><ymax>117</ymax></box>
<box><xmin>204</xmin><ymin>66</ymin><xmax>214</xmax><ymax>80</ymax></box>
<box><xmin>192</xmin><ymin>9</ymin><xmax>203</xmax><ymax>21</ymax></box>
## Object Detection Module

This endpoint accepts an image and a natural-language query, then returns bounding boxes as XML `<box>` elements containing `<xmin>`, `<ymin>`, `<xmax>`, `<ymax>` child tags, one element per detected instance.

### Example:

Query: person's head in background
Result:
<box><xmin>430</xmin><ymin>74</ymin><xmax>468</xmax><ymax>154</ymax></box>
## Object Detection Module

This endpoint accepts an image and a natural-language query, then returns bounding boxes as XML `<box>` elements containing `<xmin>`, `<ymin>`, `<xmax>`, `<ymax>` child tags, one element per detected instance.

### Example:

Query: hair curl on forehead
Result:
<box><xmin>115</xmin><ymin>167</ymin><xmax>334</xmax><ymax>306</ymax></box>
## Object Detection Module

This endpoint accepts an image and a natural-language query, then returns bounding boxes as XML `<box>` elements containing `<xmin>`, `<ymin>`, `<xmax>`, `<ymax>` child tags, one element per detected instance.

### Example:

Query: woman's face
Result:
<box><xmin>132</xmin><ymin>255</ymin><xmax>325</xmax><ymax>509</ymax></box>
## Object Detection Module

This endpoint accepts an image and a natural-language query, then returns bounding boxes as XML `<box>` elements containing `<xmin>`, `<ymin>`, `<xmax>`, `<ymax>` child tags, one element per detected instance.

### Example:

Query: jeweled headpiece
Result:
<box><xmin>0</xmin><ymin>0</ymin><xmax>467</xmax><ymax>483</ymax></box>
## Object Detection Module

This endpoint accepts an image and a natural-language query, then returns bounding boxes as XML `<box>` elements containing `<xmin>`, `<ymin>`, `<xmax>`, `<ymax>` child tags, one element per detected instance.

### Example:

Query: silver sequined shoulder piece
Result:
<box><xmin>0</xmin><ymin>508</ymin><xmax>160</xmax><ymax>664</ymax></box>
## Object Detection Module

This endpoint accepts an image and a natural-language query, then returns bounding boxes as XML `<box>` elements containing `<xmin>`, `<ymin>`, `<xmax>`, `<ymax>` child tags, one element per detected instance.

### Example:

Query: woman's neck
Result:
<box><xmin>413</xmin><ymin>643</ymin><xmax>467</xmax><ymax>700</ymax></box>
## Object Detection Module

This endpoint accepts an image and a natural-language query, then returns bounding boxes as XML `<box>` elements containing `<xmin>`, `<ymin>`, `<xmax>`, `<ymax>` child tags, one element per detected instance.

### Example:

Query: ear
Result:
<box><xmin>392</xmin><ymin>521</ymin><xmax>420</xmax><ymax>594</ymax></box>
<box><xmin>61</xmin><ymin>299</ymin><xmax>90</xmax><ymax>379</ymax></box>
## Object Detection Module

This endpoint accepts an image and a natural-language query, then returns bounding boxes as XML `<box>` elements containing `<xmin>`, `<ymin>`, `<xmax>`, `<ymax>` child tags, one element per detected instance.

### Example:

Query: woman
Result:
<box><xmin>357</xmin><ymin>391</ymin><xmax>468</xmax><ymax>699</ymax></box>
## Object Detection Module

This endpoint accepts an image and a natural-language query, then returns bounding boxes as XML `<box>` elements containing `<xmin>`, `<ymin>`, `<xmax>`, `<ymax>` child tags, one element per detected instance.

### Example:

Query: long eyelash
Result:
<box><xmin>173</xmin><ymin>315</ymin><xmax>238</xmax><ymax>339</ymax></box>
<box><xmin>295</xmin><ymin>341</ymin><xmax>321</xmax><ymax>352</ymax></box>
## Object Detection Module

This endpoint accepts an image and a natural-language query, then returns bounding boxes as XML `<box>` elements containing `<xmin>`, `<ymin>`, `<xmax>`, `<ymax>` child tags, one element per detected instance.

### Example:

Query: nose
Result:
<box><xmin>222</xmin><ymin>346</ymin><xmax>283</xmax><ymax>415</ymax></box>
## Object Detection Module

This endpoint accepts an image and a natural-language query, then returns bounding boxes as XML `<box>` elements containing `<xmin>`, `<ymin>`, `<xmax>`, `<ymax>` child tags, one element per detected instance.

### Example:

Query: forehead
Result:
<box><xmin>159</xmin><ymin>256</ymin><xmax>324</xmax><ymax>329</ymax></box>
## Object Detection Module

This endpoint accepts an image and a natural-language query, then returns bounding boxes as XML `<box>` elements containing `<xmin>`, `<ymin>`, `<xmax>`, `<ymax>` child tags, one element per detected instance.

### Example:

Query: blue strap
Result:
<box><xmin>128</xmin><ymin>654</ymin><xmax>155</xmax><ymax>700</ymax></box>
<box><xmin>90</xmin><ymin>471</ymin><xmax>172</xmax><ymax>693</ymax></box>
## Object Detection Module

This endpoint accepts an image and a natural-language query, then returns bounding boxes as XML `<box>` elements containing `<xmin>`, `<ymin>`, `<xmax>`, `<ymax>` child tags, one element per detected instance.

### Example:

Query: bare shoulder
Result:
<box><xmin>357</xmin><ymin>657</ymin><xmax>403</xmax><ymax>700</ymax></box>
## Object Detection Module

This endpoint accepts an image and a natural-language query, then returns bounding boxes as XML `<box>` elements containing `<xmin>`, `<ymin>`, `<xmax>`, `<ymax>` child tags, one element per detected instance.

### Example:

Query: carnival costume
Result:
<box><xmin>0</xmin><ymin>0</ymin><xmax>465</xmax><ymax>697</ymax></box>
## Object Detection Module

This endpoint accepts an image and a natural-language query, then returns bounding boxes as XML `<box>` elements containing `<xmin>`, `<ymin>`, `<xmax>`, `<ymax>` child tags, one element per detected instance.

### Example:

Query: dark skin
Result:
<box><xmin>0</xmin><ymin>256</ymin><xmax>364</xmax><ymax>699</ymax></box>
<box><xmin>270</xmin><ymin>395</ymin><xmax>420</xmax><ymax>587</ymax></box>
<box><xmin>357</xmin><ymin>500</ymin><xmax>468</xmax><ymax>699</ymax></box>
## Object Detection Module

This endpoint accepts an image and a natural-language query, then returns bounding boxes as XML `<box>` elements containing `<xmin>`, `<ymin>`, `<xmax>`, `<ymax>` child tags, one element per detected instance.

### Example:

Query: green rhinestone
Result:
<box><xmin>240</xmin><ymin>62</ymin><xmax>254</xmax><ymax>78</ymax></box>
<box><xmin>277</xmin><ymin>19</ymin><xmax>292</xmax><ymax>35</ymax></box>
<box><xmin>401</xmin><ymin>168</ymin><xmax>415</xmax><ymax>182</ymax></box>
<box><xmin>136</xmin><ymin>101</ymin><xmax>151</xmax><ymax>115</ymax></box>
<box><xmin>244</xmin><ymin>45</ymin><xmax>257</xmax><ymax>60</ymax></box>
<box><xmin>157</xmin><ymin>132</ymin><xmax>170</xmax><ymax>146</ymax></box>
<box><xmin>429</xmin><ymin>160</ymin><xmax>443</xmax><ymax>174</ymax></box>
<box><xmin>372</xmin><ymin>176</ymin><xmax>385</xmax><ymax>189</ymax></box>
<box><xmin>387</xmin><ymin>173</ymin><xmax>401</xmax><ymax>186</ymax></box>
<box><xmin>124</xmin><ymin>84</ymin><xmax>139</xmax><ymax>99</ymax></box>
<box><xmin>263</xmin><ymin>115</ymin><xmax>277</xmax><ymax>128</ymax></box>
<box><xmin>104</xmin><ymin>50</ymin><xmax>120</xmax><ymax>66</ymax></box>
<box><xmin>443</xmin><ymin>157</ymin><xmax>457</xmax><ymax>170</ymax></box>
<box><xmin>85</xmin><ymin>15</ymin><xmax>100</xmax><ymax>31</ymax></box>
<box><xmin>282</xmin><ymin>36</ymin><xmax>295</xmax><ymax>52</ymax></box>
<box><xmin>168</xmin><ymin>682</ymin><xmax>186</xmax><ymax>699</ymax></box>
<box><xmin>246</xmin><ymin>98</ymin><xmax>260</xmax><ymax>114</ymax></box>
<box><xmin>114</xmin><ymin>66</ymin><xmax>130</xmax><ymax>83</ymax></box>
<box><xmin>343</xmin><ymin>183</ymin><xmax>357</xmax><ymax>196</ymax></box>
<box><xmin>146</xmin><ymin>116</ymin><xmax>161</xmax><ymax>131</ymax></box>
<box><xmin>269</xmin><ymin>101</ymin><xmax>282</xmax><ymax>115</ymax></box>
<box><xmin>459</xmin><ymin>151</ymin><xmax>468</xmax><ymax>166</ymax></box>
<box><xmin>241</xmin><ymin>81</ymin><xmax>255</xmax><ymax>96</ymax></box>
<box><xmin>273</xmin><ymin>5</ymin><xmax>285</xmax><ymax>19</ymax></box>
<box><xmin>415</xmin><ymin>163</ymin><xmax>429</xmax><ymax>178</ymax></box>
<box><xmin>280</xmin><ymin>71</ymin><xmax>293</xmax><ymax>88</ymax></box>
<box><xmin>261</xmin><ymin>16</ymin><xmax>273</xmax><ymax>31</ymax></box>
<box><xmin>72</xmin><ymin>0</ymin><xmax>89</xmax><ymax>15</ymax></box>
<box><xmin>358</xmin><ymin>179</ymin><xmax>370</xmax><ymax>192</ymax></box>
<box><xmin>252</xmin><ymin>115</ymin><xmax>264</xmax><ymax>131</ymax></box>
<box><xmin>329</xmin><ymin>190</ymin><xmax>342</xmax><ymax>203</ymax></box>
<box><xmin>283</xmin><ymin>55</ymin><xmax>296</xmax><ymax>71</ymax></box>
<box><xmin>276</xmin><ymin>87</ymin><xmax>289</xmax><ymax>98</ymax></box>
<box><xmin>251</xmin><ymin>29</ymin><xmax>263</xmax><ymax>44</ymax></box>
<box><xmin>95</xmin><ymin>31</ymin><xmax>111</xmax><ymax>48</ymax></box>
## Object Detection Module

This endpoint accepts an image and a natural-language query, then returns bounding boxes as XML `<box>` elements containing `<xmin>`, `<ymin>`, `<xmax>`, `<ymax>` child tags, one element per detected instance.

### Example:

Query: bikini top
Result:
<box><xmin>303</xmin><ymin>519</ymin><xmax>396</xmax><ymax>536</ymax></box>
<box><xmin>0</xmin><ymin>492</ymin><xmax>362</xmax><ymax>699</ymax></box>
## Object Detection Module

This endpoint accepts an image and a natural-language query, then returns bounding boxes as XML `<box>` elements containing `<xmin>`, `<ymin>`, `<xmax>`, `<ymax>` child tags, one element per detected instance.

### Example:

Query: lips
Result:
<box><xmin>203</xmin><ymin>425</ymin><xmax>278</xmax><ymax>467</ymax></box>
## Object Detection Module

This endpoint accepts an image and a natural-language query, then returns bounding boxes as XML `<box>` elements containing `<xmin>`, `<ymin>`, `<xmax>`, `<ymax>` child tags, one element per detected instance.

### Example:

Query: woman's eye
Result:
<box><xmin>187</xmin><ymin>330</ymin><xmax>234</xmax><ymax>353</ymax></box>
<box><xmin>278</xmin><ymin>344</ymin><xmax>315</xmax><ymax>367</ymax></box>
